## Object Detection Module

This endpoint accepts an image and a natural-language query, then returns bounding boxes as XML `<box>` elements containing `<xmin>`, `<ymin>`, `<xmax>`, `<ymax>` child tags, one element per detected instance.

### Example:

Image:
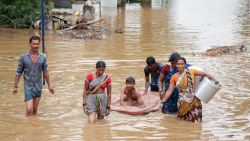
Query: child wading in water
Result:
<box><xmin>120</xmin><ymin>76</ymin><xmax>144</xmax><ymax>107</ymax></box>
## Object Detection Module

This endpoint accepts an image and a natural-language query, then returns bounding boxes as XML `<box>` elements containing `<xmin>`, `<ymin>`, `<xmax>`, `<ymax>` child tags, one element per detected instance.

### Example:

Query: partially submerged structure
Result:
<box><xmin>51</xmin><ymin>0</ymin><xmax>116</xmax><ymax>39</ymax></box>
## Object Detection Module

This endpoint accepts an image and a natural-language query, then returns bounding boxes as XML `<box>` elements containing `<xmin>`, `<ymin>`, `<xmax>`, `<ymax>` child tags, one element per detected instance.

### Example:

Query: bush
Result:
<box><xmin>0</xmin><ymin>0</ymin><xmax>42</xmax><ymax>28</ymax></box>
<box><xmin>126</xmin><ymin>0</ymin><xmax>141</xmax><ymax>3</ymax></box>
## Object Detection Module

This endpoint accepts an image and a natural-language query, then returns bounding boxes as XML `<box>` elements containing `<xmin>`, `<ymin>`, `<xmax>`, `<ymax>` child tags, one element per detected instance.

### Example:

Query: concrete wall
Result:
<box><xmin>101</xmin><ymin>0</ymin><xmax>117</xmax><ymax>7</ymax></box>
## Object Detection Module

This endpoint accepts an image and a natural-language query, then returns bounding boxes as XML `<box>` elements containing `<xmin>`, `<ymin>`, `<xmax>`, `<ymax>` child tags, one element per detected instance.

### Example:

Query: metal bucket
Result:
<box><xmin>195</xmin><ymin>77</ymin><xmax>221</xmax><ymax>103</ymax></box>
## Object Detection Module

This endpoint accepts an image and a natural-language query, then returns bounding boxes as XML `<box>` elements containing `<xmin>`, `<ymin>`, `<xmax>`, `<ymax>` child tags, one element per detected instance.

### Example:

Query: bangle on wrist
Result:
<box><xmin>158</xmin><ymin>89</ymin><xmax>163</xmax><ymax>92</ymax></box>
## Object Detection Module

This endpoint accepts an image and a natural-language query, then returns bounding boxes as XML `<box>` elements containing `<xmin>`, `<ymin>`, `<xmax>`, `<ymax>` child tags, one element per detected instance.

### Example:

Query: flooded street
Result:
<box><xmin>0</xmin><ymin>0</ymin><xmax>250</xmax><ymax>140</ymax></box>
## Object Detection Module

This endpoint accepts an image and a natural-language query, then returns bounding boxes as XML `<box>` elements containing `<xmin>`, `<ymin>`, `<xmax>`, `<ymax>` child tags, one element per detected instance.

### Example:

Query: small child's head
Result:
<box><xmin>126</xmin><ymin>76</ymin><xmax>135</xmax><ymax>85</ymax></box>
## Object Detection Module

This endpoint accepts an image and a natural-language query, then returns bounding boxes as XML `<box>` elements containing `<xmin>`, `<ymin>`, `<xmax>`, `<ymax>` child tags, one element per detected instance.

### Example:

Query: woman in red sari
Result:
<box><xmin>83</xmin><ymin>61</ymin><xmax>112</xmax><ymax>123</ymax></box>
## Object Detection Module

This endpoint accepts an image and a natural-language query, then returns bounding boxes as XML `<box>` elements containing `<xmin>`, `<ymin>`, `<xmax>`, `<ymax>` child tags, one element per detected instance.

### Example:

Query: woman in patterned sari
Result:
<box><xmin>158</xmin><ymin>53</ymin><xmax>191</xmax><ymax>114</ymax></box>
<box><xmin>83</xmin><ymin>61</ymin><xmax>112</xmax><ymax>123</ymax></box>
<box><xmin>162</xmin><ymin>57</ymin><xmax>217</xmax><ymax>122</ymax></box>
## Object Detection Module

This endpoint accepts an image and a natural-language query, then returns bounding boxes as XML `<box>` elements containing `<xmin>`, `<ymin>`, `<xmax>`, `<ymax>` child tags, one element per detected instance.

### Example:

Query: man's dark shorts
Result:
<box><xmin>24</xmin><ymin>87</ymin><xmax>42</xmax><ymax>102</ymax></box>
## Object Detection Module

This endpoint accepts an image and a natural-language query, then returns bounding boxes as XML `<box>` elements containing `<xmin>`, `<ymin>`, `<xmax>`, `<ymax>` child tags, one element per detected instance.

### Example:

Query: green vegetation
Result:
<box><xmin>127</xmin><ymin>0</ymin><xmax>140</xmax><ymax>3</ymax></box>
<box><xmin>0</xmin><ymin>0</ymin><xmax>42</xmax><ymax>28</ymax></box>
<box><xmin>126</xmin><ymin>0</ymin><xmax>151</xmax><ymax>4</ymax></box>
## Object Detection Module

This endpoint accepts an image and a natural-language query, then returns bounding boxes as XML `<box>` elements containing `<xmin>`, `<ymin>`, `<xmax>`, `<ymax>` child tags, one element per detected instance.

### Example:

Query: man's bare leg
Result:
<box><xmin>25</xmin><ymin>99</ymin><xmax>34</xmax><ymax>116</ymax></box>
<box><xmin>33</xmin><ymin>97</ymin><xmax>41</xmax><ymax>115</ymax></box>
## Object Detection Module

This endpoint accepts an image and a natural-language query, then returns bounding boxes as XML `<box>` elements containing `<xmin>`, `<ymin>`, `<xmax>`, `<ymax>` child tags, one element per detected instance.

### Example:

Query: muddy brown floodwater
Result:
<box><xmin>0</xmin><ymin>0</ymin><xmax>249</xmax><ymax>140</ymax></box>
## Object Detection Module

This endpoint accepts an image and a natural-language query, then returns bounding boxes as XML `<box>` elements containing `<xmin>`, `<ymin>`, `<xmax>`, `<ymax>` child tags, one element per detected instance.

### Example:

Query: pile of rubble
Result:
<box><xmin>205</xmin><ymin>45</ymin><xmax>247</xmax><ymax>56</ymax></box>
<box><xmin>52</xmin><ymin>0</ymin><xmax>123</xmax><ymax>39</ymax></box>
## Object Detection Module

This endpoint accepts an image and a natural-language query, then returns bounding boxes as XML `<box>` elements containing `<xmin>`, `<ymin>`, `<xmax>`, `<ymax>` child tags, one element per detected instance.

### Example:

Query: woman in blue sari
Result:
<box><xmin>158</xmin><ymin>53</ymin><xmax>191</xmax><ymax>114</ymax></box>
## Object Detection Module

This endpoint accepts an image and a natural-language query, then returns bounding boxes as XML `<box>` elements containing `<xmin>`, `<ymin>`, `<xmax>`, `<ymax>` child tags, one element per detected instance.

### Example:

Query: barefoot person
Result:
<box><xmin>13</xmin><ymin>35</ymin><xmax>54</xmax><ymax>116</ymax></box>
<box><xmin>83</xmin><ymin>61</ymin><xmax>112</xmax><ymax>123</ymax></box>
<box><xmin>120</xmin><ymin>76</ymin><xmax>144</xmax><ymax>106</ymax></box>
<box><xmin>162</xmin><ymin>57</ymin><xmax>218</xmax><ymax>122</ymax></box>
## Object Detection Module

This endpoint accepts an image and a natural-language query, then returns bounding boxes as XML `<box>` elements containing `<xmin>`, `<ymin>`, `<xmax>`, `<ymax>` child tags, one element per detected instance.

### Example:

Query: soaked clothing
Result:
<box><xmin>144</xmin><ymin>62</ymin><xmax>163</xmax><ymax>92</ymax></box>
<box><xmin>16</xmin><ymin>52</ymin><xmax>48</xmax><ymax>101</ymax></box>
<box><xmin>85</xmin><ymin>73</ymin><xmax>111</xmax><ymax>115</ymax></box>
<box><xmin>86</xmin><ymin>93</ymin><xmax>108</xmax><ymax>115</ymax></box>
<box><xmin>161</xmin><ymin>64</ymin><xmax>191</xmax><ymax>114</ymax></box>
<box><xmin>24</xmin><ymin>87</ymin><xmax>42</xmax><ymax>101</ymax></box>
<box><xmin>161</xmin><ymin>65</ymin><xmax>179</xmax><ymax>114</ymax></box>
<box><xmin>177</xmin><ymin>97</ymin><xmax>202</xmax><ymax>122</ymax></box>
<box><xmin>170</xmin><ymin>68</ymin><xmax>202</xmax><ymax>122</ymax></box>
<box><xmin>86</xmin><ymin>73</ymin><xmax>111</xmax><ymax>91</ymax></box>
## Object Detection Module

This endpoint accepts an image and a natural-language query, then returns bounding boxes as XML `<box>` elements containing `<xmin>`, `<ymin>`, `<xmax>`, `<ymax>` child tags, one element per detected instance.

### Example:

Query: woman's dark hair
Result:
<box><xmin>146</xmin><ymin>56</ymin><xmax>155</xmax><ymax>65</ymax></box>
<box><xmin>177</xmin><ymin>57</ymin><xmax>187</xmax><ymax>64</ymax></box>
<box><xmin>29</xmin><ymin>35</ymin><xmax>41</xmax><ymax>43</ymax></box>
<box><xmin>96</xmin><ymin>60</ymin><xmax>106</xmax><ymax>68</ymax></box>
<box><xmin>168</xmin><ymin>52</ymin><xmax>180</xmax><ymax>62</ymax></box>
<box><xmin>126</xmin><ymin>76</ymin><xmax>135</xmax><ymax>84</ymax></box>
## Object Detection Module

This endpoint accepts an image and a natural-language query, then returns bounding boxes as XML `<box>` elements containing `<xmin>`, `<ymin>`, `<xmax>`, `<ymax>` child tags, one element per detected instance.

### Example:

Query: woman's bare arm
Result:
<box><xmin>107</xmin><ymin>85</ymin><xmax>112</xmax><ymax>107</ymax></box>
<box><xmin>195</xmin><ymin>70</ymin><xmax>217</xmax><ymax>81</ymax></box>
<box><xmin>83</xmin><ymin>80</ymin><xmax>89</xmax><ymax>104</ymax></box>
<box><xmin>162</xmin><ymin>83</ymin><xmax>175</xmax><ymax>102</ymax></box>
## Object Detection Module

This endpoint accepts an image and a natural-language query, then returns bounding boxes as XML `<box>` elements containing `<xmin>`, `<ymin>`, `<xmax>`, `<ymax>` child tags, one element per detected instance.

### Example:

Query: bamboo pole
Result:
<box><xmin>42</xmin><ymin>0</ymin><xmax>46</xmax><ymax>85</ymax></box>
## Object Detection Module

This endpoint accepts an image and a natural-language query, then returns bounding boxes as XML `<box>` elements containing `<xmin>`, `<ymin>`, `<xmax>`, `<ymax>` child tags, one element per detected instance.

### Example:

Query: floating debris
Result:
<box><xmin>57</xmin><ymin>18</ymin><xmax>109</xmax><ymax>40</ymax></box>
<box><xmin>205</xmin><ymin>45</ymin><xmax>247</xmax><ymax>56</ymax></box>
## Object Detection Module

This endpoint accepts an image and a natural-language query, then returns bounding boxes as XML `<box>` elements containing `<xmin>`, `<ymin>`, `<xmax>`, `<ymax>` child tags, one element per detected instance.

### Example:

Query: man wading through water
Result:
<box><xmin>13</xmin><ymin>35</ymin><xmax>54</xmax><ymax>116</ymax></box>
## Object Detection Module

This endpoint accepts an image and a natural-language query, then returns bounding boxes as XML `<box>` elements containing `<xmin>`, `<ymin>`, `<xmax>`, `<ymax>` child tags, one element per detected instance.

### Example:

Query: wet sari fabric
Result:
<box><xmin>85</xmin><ymin>73</ymin><xmax>111</xmax><ymax>115</ymax></box>
<box><xmin>161</xmin><ymin>65</ymin><xmax>179</xmax><ymax>114</ymax></box>
<box><xmin>170</xmin><ymin>69</ymin><xmax>202</xmax><ymax>122</ymax></box>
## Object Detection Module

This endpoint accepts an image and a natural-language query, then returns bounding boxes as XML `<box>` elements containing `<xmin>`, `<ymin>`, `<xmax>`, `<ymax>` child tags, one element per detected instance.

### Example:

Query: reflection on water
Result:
<box><xmin>0</xmin><ymin>0</ymin><xmax>250</xmax><ymax>140</ymax></box>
